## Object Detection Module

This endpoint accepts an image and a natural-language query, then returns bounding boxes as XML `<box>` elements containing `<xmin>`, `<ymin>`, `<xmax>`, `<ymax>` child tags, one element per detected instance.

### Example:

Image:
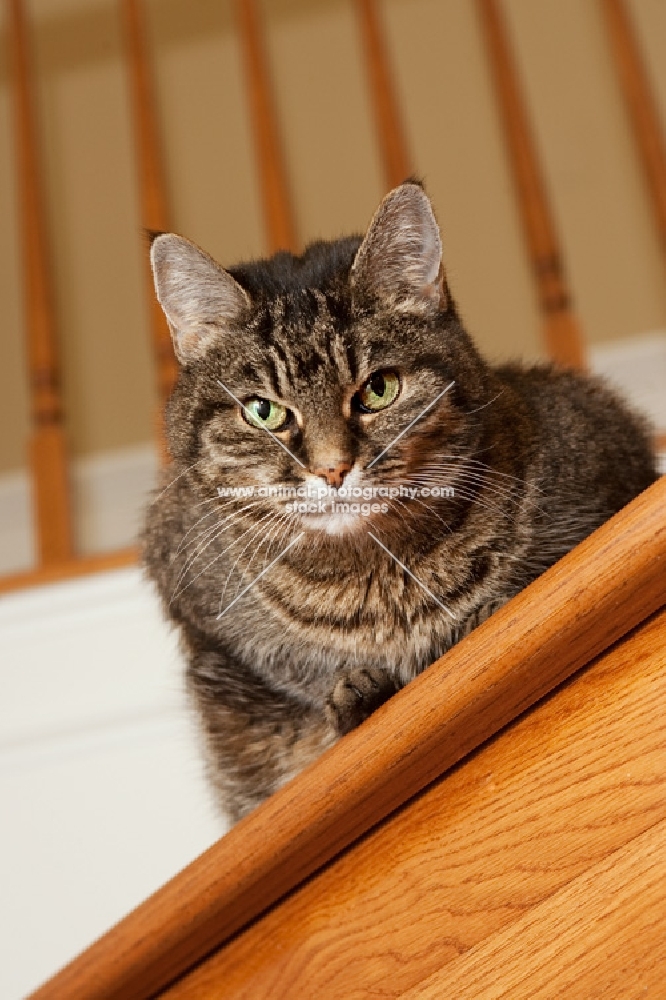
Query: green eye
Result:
<box><xmin>243</xmin><ymin>397</ymin><xmax>289</xmax><ymax>431</ymax></box>
<box><xmin>357</xmin><ymin>370</ymin><xmax>400</xmax><ymax>413</ymax></box>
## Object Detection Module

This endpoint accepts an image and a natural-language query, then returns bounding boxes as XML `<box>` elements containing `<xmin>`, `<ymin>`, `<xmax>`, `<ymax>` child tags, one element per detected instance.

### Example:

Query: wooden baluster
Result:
<box><xmin>601</xmin><ymin>0</ymin><xmax>666</xmax><ymax>261</ymax></box>
<box><xmin>234</xmin><ymin>0</ymin><xmax>297</xmax><ymax>254</ymax></box>
<box><xmin>119</xmin><ymin>0</ymin><xmax>178</xmax><ymax>450</ymax></box>
<box><xmin>7</xmin><ymin>0</ymin><xmax>73</xmax><ymax>565</ymax></box>
<box><xmin>354</xmin><ymin>0</ymin><xmax>411</xmax><ymax>190</ymax></box>
<box><xmin>477</xmin><ymin>0</ymin><xmax>586</xmax><ymax>369</ymax></box>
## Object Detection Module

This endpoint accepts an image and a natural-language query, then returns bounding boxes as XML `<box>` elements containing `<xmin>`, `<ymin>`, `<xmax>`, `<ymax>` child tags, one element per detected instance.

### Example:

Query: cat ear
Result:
<box><xmin>351</xmin><ymin>182</ymin><xmax>447</xmax><ymax>312</ymax></box>
<box><xmin>150</xmin><ymin>234</ymin><xmax>250</xmax><ymax>363</ymax></box>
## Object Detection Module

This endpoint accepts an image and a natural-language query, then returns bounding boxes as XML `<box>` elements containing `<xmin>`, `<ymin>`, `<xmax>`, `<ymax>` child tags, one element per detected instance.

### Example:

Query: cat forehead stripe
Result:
<box><xmin>217</xmin><ymin>379</ymin><xmax>306</xmax><ymax>468</ymax></box>
<box><xmin>367</xmin><ymin>381</ymin><xmax>455</xmax><ymax>469</ymax></box>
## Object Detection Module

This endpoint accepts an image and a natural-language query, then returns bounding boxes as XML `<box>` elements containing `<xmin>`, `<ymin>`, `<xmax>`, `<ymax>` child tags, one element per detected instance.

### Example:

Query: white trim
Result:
<box><xmin>589</xmin><ymin>330</ymin><xmax>666</xmax><ymax>433</ymax></box>
<box><xmin>0</xmin><ymin>469</ymin><xmax>35</xmax><ymax>574</ymax></box>
<box><xmin>0</xmin><ymin>442</ymin><xmax>158</xmax><ymax>575</ymax></box>
<box><xmin>73</xmin><ymin>442</ymin><xmax>159</xmax><ymax>555</ymax></box>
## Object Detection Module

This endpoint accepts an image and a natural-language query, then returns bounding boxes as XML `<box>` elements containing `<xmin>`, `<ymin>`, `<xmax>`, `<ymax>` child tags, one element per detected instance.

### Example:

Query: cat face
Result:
<box><xmin>151</xmin><ymin>184</ymin><xmax>489</xmax><ymax>540</ymax></box>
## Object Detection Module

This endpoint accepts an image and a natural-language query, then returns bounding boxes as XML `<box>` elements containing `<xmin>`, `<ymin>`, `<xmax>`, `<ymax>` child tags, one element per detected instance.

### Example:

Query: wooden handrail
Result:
<box><xmin>7</xmin><ymin>0</ymin><xmax>73</xmax><ymax>566</ymax></box>
<box><xmin>171</xmin><ymin>607</ymin><xmax>666</xmax><ymax>996</ymax></box>
<box><xmin>476</xmin><ymin>0</ymin><xmax>586</xmax><ymax>370</ymax></box>
<box><xmin>119</xmin><ymin>0</ymin><xmax>178</xmax><ymax>439</ymax></box>
<box><xmin>28</xmin><ymin>475</ymin><xmax>666</xmax><ymax>1000</ymax></box>
<box><xmin>601</xmin><ymin>0</ymin><xmax>666</xmax><ymax>260</ymax></box>
<box><xmin>234</xmin><ymin>0</ymin><xmax>297</xmax><ymax>254</ymax></box>
<box><xmin>354</xmin><ymin>0</ymin><xmax>411</xmax><ymax>189</ymax></box>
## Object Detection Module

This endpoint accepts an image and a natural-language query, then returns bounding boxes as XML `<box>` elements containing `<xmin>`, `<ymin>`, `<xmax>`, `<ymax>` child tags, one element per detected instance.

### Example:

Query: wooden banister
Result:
<box><xmin>119</xmin><ymin>0</ymin><xmax>178</xmax><ymax>436</ymax></box>
<box><xmin>354</xmin><ymin>0</ymin><xmax>411</xmax><ymax>189</ymax></box>
<box><xmin>601</xmin><ymin>0</ymin><xmax>666</xmax><ymax>260</ymax></box>
<box><xmin>28</xmin><ymin>474</ymin><xmax>666</xmax><ymax>1000</ymax></box>
<box><xmin>234</xmin><ymin>0</ymin><xmax>297</xmax><ymax>254</ymax></box>
<box><xmin>168</xmin><ymin>606</ymin><xmax>666</xmax><ymax>997</ymax></box>
<box><xmin>477</xmin><ymin>0</ymin><xmax>586</xmax><ymax>370</ymax></box>
<box><xmin>7</xmin><ymin>0</ymin><xmax>73</xmax><ymax>566</ymax></box>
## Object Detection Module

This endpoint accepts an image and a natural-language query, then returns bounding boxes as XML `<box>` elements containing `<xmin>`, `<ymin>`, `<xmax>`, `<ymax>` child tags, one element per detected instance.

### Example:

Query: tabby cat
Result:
<box><xmin>143</xmin><ymin>182</ymin><xmax>656</xmax><ymax>823</ymax></box>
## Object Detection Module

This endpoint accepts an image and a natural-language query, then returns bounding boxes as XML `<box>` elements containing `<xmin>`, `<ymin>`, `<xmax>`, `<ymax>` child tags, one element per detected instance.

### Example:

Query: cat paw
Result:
<box><xmin>326</xmin><ymin>666</ymin><xmax>399</xmax><ymax>737</ymax></box>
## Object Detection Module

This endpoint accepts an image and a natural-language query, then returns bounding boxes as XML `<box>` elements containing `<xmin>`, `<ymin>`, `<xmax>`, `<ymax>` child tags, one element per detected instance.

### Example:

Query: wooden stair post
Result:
<box><xmin>7</xmin><ymin>0</ymin><xmax>74</xmax><ymax>566</ymax></box>
<box><xmin>354</xmin><ymin>0</ymin><xmax>412</xmax><ymax>190</ymax></box>
<box><xmin>234</xmin><ymin>0</ymin><xmax>297</xmax><ymax>255</ymax></box>
<box><xmin>119</xmin><ymin>0</ymin><xmax>178</xmax><ymax>459</ymax></box>
<box><xmin>477</xmin><ymin>0</ymin><xmax>586</xmax><ymax>370</ymax></box>
<box><xmin>601</xmin><ymin>0</ymin><xmax>666</xmax><ymax>263</ymax></box>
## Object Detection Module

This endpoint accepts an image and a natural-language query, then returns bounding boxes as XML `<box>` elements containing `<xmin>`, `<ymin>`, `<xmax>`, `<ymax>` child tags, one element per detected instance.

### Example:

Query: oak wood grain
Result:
<box><xmin>164</xmin><ymin>606</ymin><xmax>666</xmax><ymax>999</ymax></box>
<box><xmin>27</xmin><ymin>475</ymin><xmax>666</xmax><ymax>1000</ymax></box>
<box><xmin>402</xmin><ymin>819</ymin><xmax>666</xmax><ymax>999</ymax></box>
<box><xmin>7</xmin><ymin>0</ymin><xmax>73</xmax><ymax>565</ymax></box>
<box><xmin>354</xmin><ymin>0</ymin><xmax>412</xmax><ymax>189</ymax></box>
<box><xmin>477</xmin><ymin>0</ymin><xmax>586</xmax><ymax>369</ymax></box>
<box><xmin>602</xmin><ymin>0</ymin><xmax>666</xmax><ymax>259</ymax></box>
<box><xmin>234</xmin><ymin>0</ymin><xmax>297</xmax><ymax>254</ymax></box>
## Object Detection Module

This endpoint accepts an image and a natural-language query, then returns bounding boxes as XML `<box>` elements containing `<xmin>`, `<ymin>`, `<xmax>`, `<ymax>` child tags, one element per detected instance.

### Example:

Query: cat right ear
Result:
<box><xmin>150</xmin><ymin>234</ymin><xmax>250</xmax><ymax>364</ymax></box>
<box><xmin>351</xmin><ymin>182</ymin><xmax>448</xmax><ymax>313</ymax></box>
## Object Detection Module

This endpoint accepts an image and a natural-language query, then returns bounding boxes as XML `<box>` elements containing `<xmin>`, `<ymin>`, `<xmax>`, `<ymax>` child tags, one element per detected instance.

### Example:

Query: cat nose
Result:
<box><xmin>314</xmin><ymin>462</ymin><xmax>352</xmax><ymax>489</ymax></box>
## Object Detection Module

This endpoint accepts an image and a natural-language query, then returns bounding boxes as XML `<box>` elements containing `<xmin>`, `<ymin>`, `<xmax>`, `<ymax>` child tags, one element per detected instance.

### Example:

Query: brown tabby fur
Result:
<box><xmin>142</xmin><ymin>183</ymin><xmax>657</xmax><ymax>824</ymax></box>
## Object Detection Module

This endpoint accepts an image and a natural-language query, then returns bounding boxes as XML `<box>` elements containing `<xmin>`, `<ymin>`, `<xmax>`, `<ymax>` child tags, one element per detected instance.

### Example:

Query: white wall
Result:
<box><xmin>0</xmin><ymin>442</ymin><xmax>159</xmax><ymax>576</ymax></box>
<box><xmin>0</xmin><ymin>567</ymin><xmax>227</xmax><ymax>1000</ymax></box>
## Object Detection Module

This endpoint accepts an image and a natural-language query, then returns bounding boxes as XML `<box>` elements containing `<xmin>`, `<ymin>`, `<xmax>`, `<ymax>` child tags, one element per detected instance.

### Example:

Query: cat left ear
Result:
<box><xmin>150</xmin><ymin>234</ymin><xmax>250</xmax><ymax>364</ymax></box>
<box><xmin>351</xmin><ymin>182</ymin><xmax>447</xmax><ymax>313</ymax></box>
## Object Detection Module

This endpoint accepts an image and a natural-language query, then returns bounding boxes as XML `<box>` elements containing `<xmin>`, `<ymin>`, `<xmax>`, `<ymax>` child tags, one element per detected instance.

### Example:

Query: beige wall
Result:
<box><xmin>0</xmin><ymin>0</ymin><xmax>664</xmax><ymax>474</ymax></box>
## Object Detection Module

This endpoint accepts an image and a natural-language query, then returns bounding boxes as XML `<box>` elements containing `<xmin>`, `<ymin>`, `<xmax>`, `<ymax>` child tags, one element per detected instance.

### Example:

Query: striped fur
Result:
<box><xmin>143</xmin><ymin>184</ymin><xmax>656</xmax><ymax>823</ymax></box>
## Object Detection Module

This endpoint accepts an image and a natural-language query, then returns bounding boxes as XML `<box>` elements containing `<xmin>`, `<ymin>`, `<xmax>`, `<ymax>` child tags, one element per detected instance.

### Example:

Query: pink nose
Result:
<box><xmin>314</xmin><ymin>462</ymin><xmax>352</xmax><ymax>489</ymax></box>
